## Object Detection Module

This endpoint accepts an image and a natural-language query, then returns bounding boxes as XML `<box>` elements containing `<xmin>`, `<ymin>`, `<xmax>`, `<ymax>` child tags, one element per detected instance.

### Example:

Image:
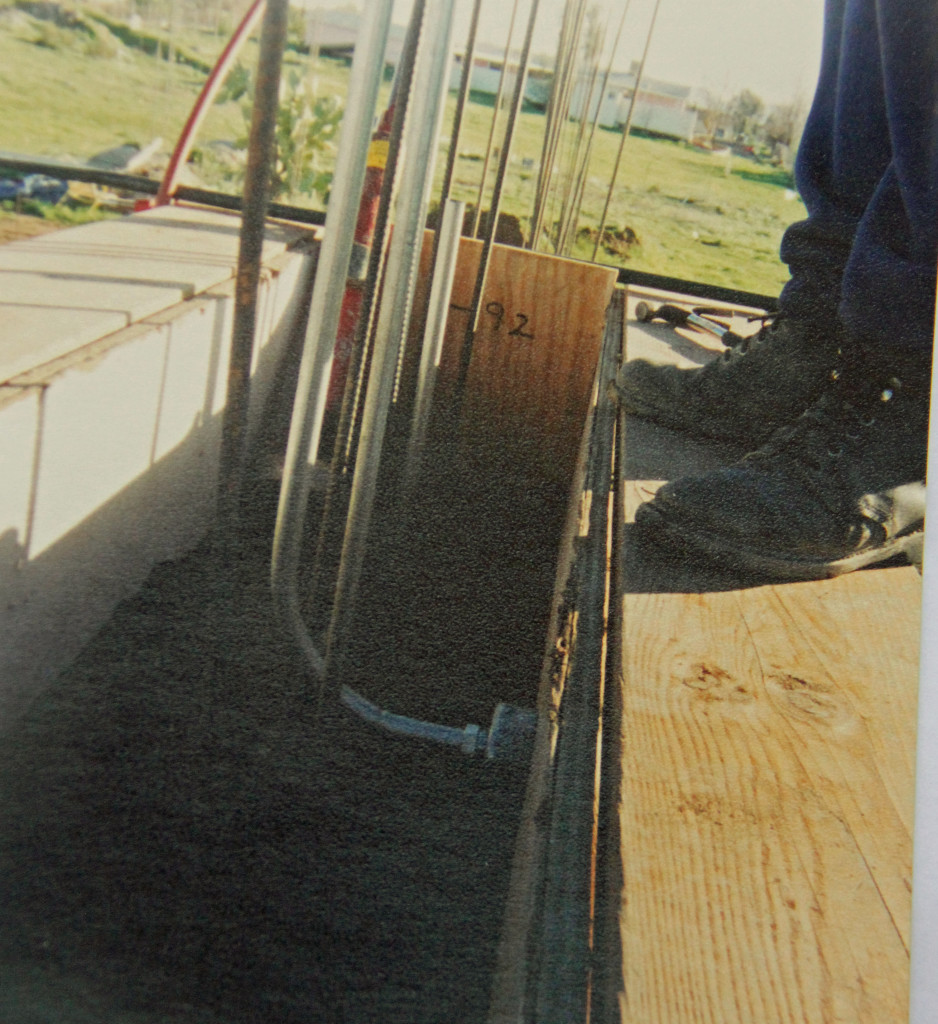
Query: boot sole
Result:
<box><xmin>637</xmin><ymin>508</ymin><xmax>925</xmax><ymax>582</ymax></box>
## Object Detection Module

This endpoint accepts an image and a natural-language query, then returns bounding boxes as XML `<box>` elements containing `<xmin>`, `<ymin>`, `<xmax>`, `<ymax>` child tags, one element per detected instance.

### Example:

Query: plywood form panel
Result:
<box><xmin>408</xmin><ymin>234</ymin><xmax>616</xmax><ymax>489</ymax></box>
<box><xmin>617</xmin><ymin>567</ymin><xmax>920</xmax><ymax>1024</ymax></box>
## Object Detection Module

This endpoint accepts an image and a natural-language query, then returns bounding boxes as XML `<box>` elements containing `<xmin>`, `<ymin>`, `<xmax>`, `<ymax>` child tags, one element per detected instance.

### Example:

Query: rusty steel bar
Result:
<box><xmin>271</xmin><ymin>0</ymin><xmax>396</xmax><ymax>680</ymax></box>
<box><xmin>215</xmin><ymin>0</ymin><xmax>289</xmax><ymax>534</ymax></box>
<box><xmin>456</xmin><ymin>0</ymin><xmax>543</xmax><ymax>402</ymax></box>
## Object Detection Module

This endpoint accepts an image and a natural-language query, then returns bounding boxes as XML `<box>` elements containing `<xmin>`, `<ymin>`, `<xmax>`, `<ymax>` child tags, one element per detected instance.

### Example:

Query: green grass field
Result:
<box><xmin>0</xmin><ymin>4</ymin><xmax>804</xmax><ymax>296</ymax></box>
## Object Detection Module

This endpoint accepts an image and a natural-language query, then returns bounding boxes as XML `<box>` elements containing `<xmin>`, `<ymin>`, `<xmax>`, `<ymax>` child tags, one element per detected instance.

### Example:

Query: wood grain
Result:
<box><xmin>616</xmin><ymin>568</ymin><xmax>921</xmax><ymax>1024</ymax></box>
<box><xmin>409</xmin><ymin>233</ymin><xmax>617</xmax><ymax>489</ymax></box>
<box><xmin>616</xmin><ymin>301</ymin><xmax>922</xmax><ymax>1022</ymax></box>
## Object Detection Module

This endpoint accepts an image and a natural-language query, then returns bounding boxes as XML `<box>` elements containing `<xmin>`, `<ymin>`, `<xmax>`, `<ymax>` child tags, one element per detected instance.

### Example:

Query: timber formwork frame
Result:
<box><xmin>486</xmin><ymin>287</ymin><xmax>625</xmax><ymax>1024</ymax></box>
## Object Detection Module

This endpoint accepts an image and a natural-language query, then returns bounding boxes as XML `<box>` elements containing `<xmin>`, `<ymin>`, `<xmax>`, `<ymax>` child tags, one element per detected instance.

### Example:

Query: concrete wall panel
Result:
<box><xmin>28</xmin><ymin>325</ymin><xmax>168</xmax><ymax>558</ymax></box>
<box><xmin>0</xmin><ymin>212</ymin><xmax>316</xmax><ymax>730</ymax></box>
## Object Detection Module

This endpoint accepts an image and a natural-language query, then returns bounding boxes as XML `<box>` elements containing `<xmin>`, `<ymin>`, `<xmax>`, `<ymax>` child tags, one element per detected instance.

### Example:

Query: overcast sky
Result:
<box><xmin>377</xmin><ymin>0</ymin><xmax>825</xmax><ymax>107</ymax></box>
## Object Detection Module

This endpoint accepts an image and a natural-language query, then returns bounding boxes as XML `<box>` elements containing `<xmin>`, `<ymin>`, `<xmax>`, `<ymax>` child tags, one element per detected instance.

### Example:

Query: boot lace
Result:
<box><xmin>749</xmin><ymin>374</ymin><xmax>903</xmax><ymax>513</ymax></box>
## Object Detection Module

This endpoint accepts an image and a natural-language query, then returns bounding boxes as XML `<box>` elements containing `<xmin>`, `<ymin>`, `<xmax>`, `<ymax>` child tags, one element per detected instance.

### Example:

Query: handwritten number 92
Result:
<box><xmin>485</xmin><ymin>301</ymin><xmax>534</xmax><ymax>340</ymax></box>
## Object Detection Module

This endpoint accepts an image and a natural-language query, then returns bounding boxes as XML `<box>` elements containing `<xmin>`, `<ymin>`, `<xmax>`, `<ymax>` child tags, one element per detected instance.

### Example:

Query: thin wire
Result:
<box><xmin>592</xmin><ymin>0</ymin><xmax>662</xmax><ymax>262</ymax></box>
<box><xmin>471</xmin><ymin>0</ymin><xmax>522</xmax><ymax>237</ymax></box>
<box><xmin>562</xmin><ymin>0</ymin><xmax>631</xmax><ymax>254</ymax></box>
<box><xmin>456</xmin><ymin>0</ymin><xmax>543</xmax><ymax>400</ymax></box>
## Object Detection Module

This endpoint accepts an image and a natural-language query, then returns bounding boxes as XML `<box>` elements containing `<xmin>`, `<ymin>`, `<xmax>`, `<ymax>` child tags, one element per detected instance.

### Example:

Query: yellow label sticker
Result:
<box><xmin>367</xmin><ymin>139</ymin><xmax>389</xmax><ymax>170</ymax></box>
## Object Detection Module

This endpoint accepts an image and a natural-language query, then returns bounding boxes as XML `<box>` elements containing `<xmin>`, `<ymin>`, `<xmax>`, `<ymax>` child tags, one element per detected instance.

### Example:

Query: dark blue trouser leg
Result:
<box><xmin>779</xmin><ymin>0</ymin><xmax>938</xmax><ymax>363</ymax></box>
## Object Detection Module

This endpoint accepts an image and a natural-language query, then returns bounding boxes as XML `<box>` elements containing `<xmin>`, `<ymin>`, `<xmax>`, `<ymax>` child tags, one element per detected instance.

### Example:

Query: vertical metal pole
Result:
<box><xmin>529</xmin><ymin>0</ymin><xmax>586</xmax><ymax>251</ymax></box>
<box><xmin>556</xmin><ymin>12</ymin><xmax>605</xmax><ymax>255</ymax></box>
<box><xmin>548</xmin><ymin>0</ymin><xmax>591</xmax><ymax>250</ymax></box>
<box><xmin>271</xmin><ymin>0</ymin><xmax>396</xmax><ymax>681</ymax></box>
<box><xmin>440</xmin><ymin>0</ymin><xmax>483</xmax><ymax>208</ymax></box>
<box><xmin>402</xmin><ymin>197</ymin><xmax>465</xmax><ymax>493</ymax></box>
<box><xmin>470</xmin><ymin>0</ymin><xmax>521</xmax><ymax>238</ymax></box>
<box><xmin>405</xmin><ymin>0</ymin><xmax>481</xmax><ymax>394</ymax></box>
<box><xmin>216</xmin><ymin>0</ymin><xmax>289</xmax><ymax>535</ymax></box>
<box><xmin>325</xmin><ymin>0</ymin><xmax>457</xmax><ymax>685</ymax></box>
<box><xmin>304</xmin><ymin>0</ymin><xmax>425</xmax><ymax>619</ymax></box>
<box><xmin>592</xmin><ymin>0</ymin><xmax>662</xmax><ymax>262</ymax></box>
<box><xmin>456</xmin><ymin>0</ymin><xmax>542</xmax><ymax>401</ymax></box>
<box><xmin>561</xmin><ymin>0</ymin><xmax>631</xmax><ymax>255</ymax></box>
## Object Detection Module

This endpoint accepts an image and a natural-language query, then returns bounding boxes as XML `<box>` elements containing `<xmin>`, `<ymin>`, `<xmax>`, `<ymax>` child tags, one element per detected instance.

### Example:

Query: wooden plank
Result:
<box><xmin>616</xmin><ymin>571</ymin><xmax>919</xmax><ymax>1024</ymax></box>
<box><xmin>410</xmin><ymin>233</ymin><xmax>617</xmax><ymax>490</ymax></box>
<box><xmin>614</xmin><ymin>295</ymin><xmax>923</xmax><ymax>1023</ymax></box>
<box><xmin>487</xmin><ymin>290</ymin><xmax>625</xmax><ymax>1024</ymax></box>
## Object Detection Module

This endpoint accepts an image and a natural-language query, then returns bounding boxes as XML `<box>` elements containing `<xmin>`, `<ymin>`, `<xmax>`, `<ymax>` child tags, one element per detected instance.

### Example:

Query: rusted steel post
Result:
<box><xmin>216</xmin><ymin>0</ymin><xmax>289</xmax><ymax>534</ymax></box>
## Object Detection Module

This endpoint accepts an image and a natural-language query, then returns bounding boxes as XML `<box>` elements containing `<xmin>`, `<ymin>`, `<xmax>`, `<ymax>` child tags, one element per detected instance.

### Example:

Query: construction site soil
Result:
<box><xmin>0</xmin><ymin>433</ymin><xmax>566</xmax><ymax>1022</ymax></box>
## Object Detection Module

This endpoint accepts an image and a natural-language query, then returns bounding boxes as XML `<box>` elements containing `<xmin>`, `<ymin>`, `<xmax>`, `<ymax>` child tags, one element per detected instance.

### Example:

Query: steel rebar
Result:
<box><xmin>270</xmin><ymin>0</ymin><xmax>395</xmax><ymax>680</ymax></box>
<box><xmin>306</xmin><ymin>0</ymin><xmax>426</xmax><ymax>623</ymax></box>
<box><xmin>402</xmin><ymin>197</ymin><xmax>465</xmax><ymax>494</ymax></box>
<box><xmin>529</xmin><ymin>0</ymin><xmax>588</xmax><ymax>251</ymax></box>
<box><xmin>592</xmin><ymin>0</ymin><xmax>662</xmax><ymax>262</ymax></box>
<box><xmin>556</xmin><ymin>9</ymin><xmax>606</xmax><ymax>254</ymax></box>
<box><xmin>441</xmin><ymin>0</ymin><xmax>483</xmax><ymax>208</ymax></box>
<box><xmin>325</xmin><ymin>0</ymin><xmax>457</xmax><ymax>685</ymax></box>
<box><xmin>456</xmin><ymin>0</ymin><xmax>543</xmax><ymax>401</ymax></box>
<box><xmin>562</xmin><ymin>0</ymin><xmax>631</xmax><ymax>253</ymax></box>
<box><xmin>470</xmin><ymin>0</ymin><xmax>522</xmax><ymax>237</ymax></box>
<box><xmin>216</xmin><ymin>0</ymin><xmax>289</xmax><ymax>537</ymax></box>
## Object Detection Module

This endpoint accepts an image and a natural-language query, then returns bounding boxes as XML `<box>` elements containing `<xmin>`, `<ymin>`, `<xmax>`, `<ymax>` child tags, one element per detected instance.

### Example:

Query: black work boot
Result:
<box><xmin>613</xmin><ymin>314</ymin><xmax>845</xmax><ymax>445</ymax></box>
<box><xmin>633</xmin><ymin>358</ymin><xmax>930</xmax><ymax>581</ymax></box>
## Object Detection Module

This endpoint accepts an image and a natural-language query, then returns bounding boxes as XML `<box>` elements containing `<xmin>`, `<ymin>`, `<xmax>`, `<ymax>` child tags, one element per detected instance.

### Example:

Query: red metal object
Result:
<box><xmin>152</xmin><ymin>0</ymin><xmax>266</xmax><ymax>207</ymax></box>
<box><xmin>324</xmin><ymin>106</ymin><xmax>394</xmax><ymax>412</ymax></box>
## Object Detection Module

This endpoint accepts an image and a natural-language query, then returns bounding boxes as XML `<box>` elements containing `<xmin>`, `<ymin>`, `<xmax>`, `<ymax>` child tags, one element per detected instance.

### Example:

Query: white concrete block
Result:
<box><xmin>0</xmin><ymin>385</ymin><xmax>41</xmax><ymax>566</ymax></box>
<box><xmin>0</xmin><ymin>205</ymin><xmax>310</xmax><ymax>383</ymax></box>
<box><xmin>0</xmin><ymin>274</ymin><xmax>158</xmax><ymax>381</ymax></box>
<box><xmin>148</xmin><ymin>293</ymin><xmax>231</xmax><ymax>461</ymax></box>
<box><xmin>0</xmin><ymin>232</ymin><xmax>315</xmax><ymax>730</ymax></box>
<box><xmin>28</xmin><ymin>325</ymin><xmax>167</xmax><ymax>558</ymax></box>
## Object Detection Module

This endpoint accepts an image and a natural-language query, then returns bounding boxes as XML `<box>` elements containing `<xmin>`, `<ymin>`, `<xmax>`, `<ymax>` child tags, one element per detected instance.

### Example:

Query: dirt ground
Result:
<box><xmin>0</xmin><ymin>424</ymin><xmax>564</xmax><ymax>1022</ymax></box>
<box><xmin>0</xmin><ymin>212</ymin><xmax>64</xmax><ymax>245</ymax></box>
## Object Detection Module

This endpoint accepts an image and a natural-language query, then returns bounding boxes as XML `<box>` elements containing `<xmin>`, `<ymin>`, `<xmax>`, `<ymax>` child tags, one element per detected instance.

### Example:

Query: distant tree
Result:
<box><xmin>763</xmin><ymin>93</ymin><xmax>808</xmax><ymax>150</ymax></box>
<box><xmin>694</xmin><ymin>89</ymin><xmax>731</xmax><ymax>142</ymax></box>
<box><xmin>728</xmin><ymin>88</ymin><xmax>765</xmax><ymax>137</ymax></box>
